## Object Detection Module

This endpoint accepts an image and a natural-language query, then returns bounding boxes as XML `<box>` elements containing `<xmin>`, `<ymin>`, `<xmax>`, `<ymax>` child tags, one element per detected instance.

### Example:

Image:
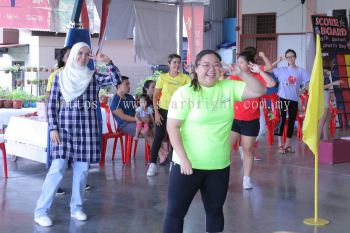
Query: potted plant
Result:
<box><xmin>11</xmin><ymin>89</ymin><xmax>27</xmax><ymax>109</ymax></box>
<box><xmin>8</xmin><ymin>65</ymin><xmax>19</xmax><ymax>73</ymax></box>
<box><xmin>3</xmin><ymin>91</ymin><xmax>13</xmax><ymax>108</ymax></box>
<box><xmin>0</xmin><ymin>88</ymin><xmax>6</xmax><ymax>108</ymax></box>
<box><xmin>39</xmin><ymin>66</ymin><xmax>44</xmax><ymax>72</ymax></box>
<box><xmin>25</xmin><ymin>66</ymin><xmax>32</xmax><ymax>72</ymax></box>
<box><xmin>32</xmin><ymin>67</ymin><xmax>38</xmax><ymax>72</ymax></box>
<box><xmin>29</xmin><ymin>95</ymin><xmax>37</xmax><ymax>108</ymax></box>
<box><xmin>99</xmin><ymin>88</ymin><xmax>110</xmax><ymax>104</ymax></box>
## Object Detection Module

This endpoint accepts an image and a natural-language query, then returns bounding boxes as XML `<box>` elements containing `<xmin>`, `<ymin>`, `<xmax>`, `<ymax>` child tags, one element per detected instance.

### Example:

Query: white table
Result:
<box><xmin>0</xmin><ymin>108</ymin><xmax>36</xmax><ymax>130</ymax></box>
<box><xmin>4</xmin><ymin>116</ymin><xmax>47</xmax><ymax>163</ymax></box>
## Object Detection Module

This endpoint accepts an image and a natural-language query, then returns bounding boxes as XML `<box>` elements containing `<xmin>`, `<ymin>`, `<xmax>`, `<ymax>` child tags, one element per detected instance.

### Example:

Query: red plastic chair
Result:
<box><xmin>329</xmin><ymin>100</ymin><xmax>346</xmax><ymax>137</ymax></box>
<box><xmin>296</xmin><ymin>92</ymin><xmax>309</xmax><ymax>140</ymax></box>
<box><xmin>131</xmin><ymin>133</ymin><xmax>170</xmax><ymax>162</ymax></box>
<box><xmin>0</xmin><ymin>129</ymin><xmax>8</xmax><ymax>178</ymax></box>
<box><xmin>263</xmin><ymin>94</ymin><xmax>280</xmax><ymax>145</ymax></box>
<box><xmin>100</xmin><ymin>103</ymin><xmax>124</xmax><ymax>166</ymax></box>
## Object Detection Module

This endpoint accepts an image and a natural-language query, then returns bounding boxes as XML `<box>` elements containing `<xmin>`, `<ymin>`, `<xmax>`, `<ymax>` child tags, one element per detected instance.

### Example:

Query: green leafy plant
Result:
<box><xmin>134</xmin><ymin>70</ymin><xmax>162</xmax><ymax>97</ymax></box>
<box><xmin>0</xmin><ymin>88</ymin><xmax>6</xmax><ymax>99</ymax></box>
<box><xmin>11</xmin><ymin>89</ymin><xmax>29</xmax><ymax>100</ymax></box>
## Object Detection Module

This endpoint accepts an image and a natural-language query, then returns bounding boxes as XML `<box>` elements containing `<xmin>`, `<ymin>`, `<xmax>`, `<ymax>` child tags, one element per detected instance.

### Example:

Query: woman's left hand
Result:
<box><xmin>91</xmin><ymin>53</ymin><xmax>111</xmax><ymax>64</ymax></box>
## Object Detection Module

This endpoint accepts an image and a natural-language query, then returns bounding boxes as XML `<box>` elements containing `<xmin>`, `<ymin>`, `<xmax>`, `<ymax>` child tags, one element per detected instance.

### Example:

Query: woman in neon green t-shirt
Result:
<box><xmin>164</xmin><ymin>50</ymin><xmax>266</xmax><ymax>233</ymax></box>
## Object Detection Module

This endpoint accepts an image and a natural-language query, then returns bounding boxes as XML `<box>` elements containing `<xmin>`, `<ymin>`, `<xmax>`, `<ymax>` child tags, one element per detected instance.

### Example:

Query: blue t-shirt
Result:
<box><xmin>273</xmin><ymin>66</ymin><xmax>310</xmax><ymax>101</ymax></box>
<box><xmin>110</xmin><ymin>94</ymin><xmax>136</xmax><ymax>126</ymax></box>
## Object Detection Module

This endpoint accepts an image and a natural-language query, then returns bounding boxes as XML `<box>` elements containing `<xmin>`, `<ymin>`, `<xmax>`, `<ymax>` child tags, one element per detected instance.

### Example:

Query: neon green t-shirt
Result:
<box><xmin>168</xmin><ymin>79</ymin><xmax>246</xmax><ymax>170</ymax></box>
<box><xmin>156</xmin><ymin>72</ymin><xmax>191</xmax><ymax>110</ymax></box>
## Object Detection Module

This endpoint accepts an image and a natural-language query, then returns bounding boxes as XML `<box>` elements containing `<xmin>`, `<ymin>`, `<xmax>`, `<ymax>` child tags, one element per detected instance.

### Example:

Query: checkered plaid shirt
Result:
<box><xmin>48</xmin><ymin>62</ymin><xmax>121</xmax><ymax>163</ymax></box>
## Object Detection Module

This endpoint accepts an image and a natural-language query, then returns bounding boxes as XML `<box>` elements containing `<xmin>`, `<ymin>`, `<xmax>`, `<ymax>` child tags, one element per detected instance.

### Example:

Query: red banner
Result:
<box><xmin>0</xmin><ymin>0</ymin><xmax>10</xmax><ymax>6</ymax></box>
<box><xmin>0</xmin><ymin>7</ymin><xmax>50</xmax><ymax>30</ymax></box>
<box><xmin>184</xmin><ymin>3</ymin><xmax>204</xmax><ymax>64</ymax></box>
<box><xmin>13</xmin><ymin>0</ymin><xmax>49</xmax><ymax>8</ymax></box>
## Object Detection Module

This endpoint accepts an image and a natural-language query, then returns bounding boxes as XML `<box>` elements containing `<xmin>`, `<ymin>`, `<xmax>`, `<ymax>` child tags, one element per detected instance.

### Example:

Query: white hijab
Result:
<box><xmin>59</xmin><ymin>42</ymin><xmax>94</xmax><ymax>102</ymax></box>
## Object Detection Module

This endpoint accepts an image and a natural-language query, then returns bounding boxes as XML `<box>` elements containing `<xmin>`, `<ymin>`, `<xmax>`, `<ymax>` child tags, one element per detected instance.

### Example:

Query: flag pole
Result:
<box><xmin>303</xmin><ymin>34</ymin><xmax>330</xmax><ymax>226</ymax></box>
<box><xmin>303</xmin><ymin>153</ymin><xmax>329</xmax><ymax>226</ymax></box>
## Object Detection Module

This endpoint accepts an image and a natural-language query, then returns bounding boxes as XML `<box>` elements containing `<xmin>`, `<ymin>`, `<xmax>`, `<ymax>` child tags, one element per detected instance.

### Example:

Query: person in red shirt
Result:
<box><xmin>230</xmin><ymin>51</ymin><xmax>276</xmax><ymax>190</ymax></box>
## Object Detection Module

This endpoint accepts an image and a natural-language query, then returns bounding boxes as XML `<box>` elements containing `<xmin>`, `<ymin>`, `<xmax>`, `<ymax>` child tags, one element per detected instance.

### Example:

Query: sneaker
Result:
<box><xmin>85</xmin><ymin>184</ymin><xmax>91</xmax><ymax>190</ymax></box>
<box><xmin>34</xmin><ymin>215</ymin><xmax>53</xmax><ymax>227</ymax></box>
<box><xmin>254</xmin><ymin>156</ymin><xmax>262</xmax><ymax>161</ymax></box>
<box><xmin>71</xmin><ymin>210</ymin><xmax>87</xmax><ymax>221</ymax></box>
<box><xmin>147</xmin><ymin>163</ymin><xmax>158</xmax><ymax>177</ymax></box>
<box><xmin>56</xmin><ymin>188</ymin><xmax>65</xmax><ymax>196</ymax></box>
<box><xmin>243</xmin><ymin>176</ymin><xmax>253</xmax><ymax>190</ymax></box>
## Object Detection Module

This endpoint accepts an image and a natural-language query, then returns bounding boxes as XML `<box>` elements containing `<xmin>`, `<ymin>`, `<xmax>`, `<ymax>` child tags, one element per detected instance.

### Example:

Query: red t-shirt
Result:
<box><xmin>230</xmin><ymin>73</ymin><xmax>267</xmax><ymax>121</ymax></box>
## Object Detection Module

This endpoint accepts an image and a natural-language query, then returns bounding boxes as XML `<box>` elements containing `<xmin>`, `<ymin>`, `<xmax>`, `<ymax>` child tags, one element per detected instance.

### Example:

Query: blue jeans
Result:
<box><xmin>34</xmin><ymin>159</ymin><xmax>89</xmax><ymax>217</ymax></box>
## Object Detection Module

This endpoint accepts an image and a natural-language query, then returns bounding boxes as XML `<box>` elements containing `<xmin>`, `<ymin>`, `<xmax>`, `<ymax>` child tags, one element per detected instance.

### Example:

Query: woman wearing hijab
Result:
<box><xmin>34</xmin><ymin>42</ymin><xmax>121</xmax><ymax>227</ymax></box>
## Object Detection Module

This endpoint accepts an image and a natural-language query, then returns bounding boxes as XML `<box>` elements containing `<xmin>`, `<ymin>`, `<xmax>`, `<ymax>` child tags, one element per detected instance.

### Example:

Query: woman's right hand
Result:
<box><xmin>180</xmin><ymin>158</ymin><xmax>193</xmax><ymax>175</ymax></box>
<box><xmin>50</xmin><ymin>130</ymin><xmax>60</xmax><ymax>145</ymax></box>
<box><xmin>228</xmin><ymin>64</ymin><xmax>243</xmax><ymax>77</ymax></box>
<box><xmin>154</xmin><ymin>111</ymin><xmax>163</xmax><ymax>126</ymax></box>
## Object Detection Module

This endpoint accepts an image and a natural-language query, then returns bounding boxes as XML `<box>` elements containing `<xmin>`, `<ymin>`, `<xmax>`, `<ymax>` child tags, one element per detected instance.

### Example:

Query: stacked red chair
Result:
<box><xmin>0</xmin><ymin>130</ymin><xmax>8</xmax><ymax>178</ymax></box>
<box><xmin>99</xmin><ymin>103</ymin><xmax>124</xmax><ymax>166</ymax></box>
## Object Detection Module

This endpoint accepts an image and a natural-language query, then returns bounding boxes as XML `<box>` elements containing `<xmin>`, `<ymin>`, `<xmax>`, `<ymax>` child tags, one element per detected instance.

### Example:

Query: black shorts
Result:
<box><xmin>231</xmin><ymin>119</ymin><xmax>260</xmax><ymax>137</ymax></box>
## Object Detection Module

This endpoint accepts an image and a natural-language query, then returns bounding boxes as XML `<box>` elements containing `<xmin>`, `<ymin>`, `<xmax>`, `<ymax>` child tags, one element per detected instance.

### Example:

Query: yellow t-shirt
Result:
<box><xmin>46</xmin><ymin>68</ymin><xmax>63</xmax><ymax>92</ymax></box>
<box><xmin>168</xmin><ymin>80</ymin><xmax>246</xmax><ymax>169</ymax></box>
<box><xmin>156</xmin><ymin>72</ymin><xmax>191</xmax><ymax>110</ymax></box>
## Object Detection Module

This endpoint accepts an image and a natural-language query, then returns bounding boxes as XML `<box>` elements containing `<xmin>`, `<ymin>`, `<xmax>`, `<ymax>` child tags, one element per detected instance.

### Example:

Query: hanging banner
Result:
<box><xmin>312</xmin><ymin>15</ymin><xmax>350</xmax><ymax>53</ymax></box>
<box><xmin>0</xmin><ymin>7</ymin><xmax>50</xmax><ymax>30</ymax></box>
<box><xmin>184</xmin><ymin>3</ymin><xmax>204</xmax><ymax>64</ymax></box>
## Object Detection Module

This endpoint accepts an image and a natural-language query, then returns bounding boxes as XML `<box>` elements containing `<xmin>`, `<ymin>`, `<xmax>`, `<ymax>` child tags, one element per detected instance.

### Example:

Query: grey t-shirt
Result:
<box><xmin>273</xmin><ymin>66</ymin><xmax>310</xmax><ymax>101</ymax></box>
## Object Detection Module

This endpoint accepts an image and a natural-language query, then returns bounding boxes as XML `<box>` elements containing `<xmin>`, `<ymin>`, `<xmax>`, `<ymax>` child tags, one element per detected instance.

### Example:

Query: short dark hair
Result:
<box><xmin>285</xmin><ymin>49</ymin><xmax>297</xmax><ymax>57</ymax></box>
<box><xmin>322</xmin><ymin>56</ymin><xmax>332</xmax><ymax>70</ymax></box>
<box><xmin>168</xmin><ymin>54</ymin><xmax>181</xmax><ymax>64</ymax></box>
<box><xmin>116</xmin><ymin>76</ymin><xmax>129</xmax><ymax>89</ymax></box>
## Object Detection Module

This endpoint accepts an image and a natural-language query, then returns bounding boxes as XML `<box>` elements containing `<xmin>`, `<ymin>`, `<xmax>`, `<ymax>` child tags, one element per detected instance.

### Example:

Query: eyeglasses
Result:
<box><xmin>198</xmin><ymin>62</ymin><xmax>222</xmax><ymax>70</ymax></box>
<box><xmin>285</xmin><ymin>56</ymin><xmax>295</xmax><ymax>59</ymax></box>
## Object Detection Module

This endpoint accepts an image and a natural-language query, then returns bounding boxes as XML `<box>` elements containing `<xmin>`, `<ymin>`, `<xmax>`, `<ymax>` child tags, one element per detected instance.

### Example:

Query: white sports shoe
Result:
<box><xmin>243</xmin><ymin>176</ymin><xmax>253</xmax><ymax>190</ymax></box>
<box><xmin>71</xmin><ymin>210</ymin><xmax>87</xmax><ymax>221</ymax></box>
<box><xmin>34</xmin><ymin>215</ymin><xmax>53</xmax><ymax>227</ymax></box>
<box><xmin>147</xmin><ymin>163</ymin><xmax>158</xmax><ymax>177</ymax></box>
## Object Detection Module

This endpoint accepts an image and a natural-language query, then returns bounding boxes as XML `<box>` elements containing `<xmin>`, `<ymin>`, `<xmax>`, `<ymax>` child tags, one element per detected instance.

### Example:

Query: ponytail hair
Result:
<box><xmin>190</xmin><ymin>50</ymin><xmax>222</xmax><ymax>92</ymax></box>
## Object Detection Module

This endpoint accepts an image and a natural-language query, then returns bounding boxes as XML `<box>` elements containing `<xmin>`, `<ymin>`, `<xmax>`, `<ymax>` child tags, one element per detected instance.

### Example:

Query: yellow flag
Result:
<box><xmin>302</xmin><ymin>34</ymin><xmax>325</xmax><ymax>156</ymax></box>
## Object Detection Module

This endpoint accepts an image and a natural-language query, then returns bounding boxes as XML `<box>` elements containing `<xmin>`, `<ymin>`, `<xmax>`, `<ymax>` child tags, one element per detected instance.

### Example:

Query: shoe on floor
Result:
<box><xmin>147</xmin><ymin>163</ymin><xmax>158</xmax><ymax>177</ymax></box>
<box><xmin>85</xmin><ymin>184</ymin><xmax>91</xmax><ymax>190</ymax></box>
<box><xmin>56</xmin><ymin>188</ymin><xmax>65</xmax><ymax>196</ymax></box>
<box><xmin>254</xmin><ymin>156</ymin><xmax>262</xmax><ymax>161</ymax></box>
<box><xmin>243</xmin><ymin>176</ymin><xmax>253</xmax><ymax>190</ymax></box>
<box><xmin>34</xmin><ymin>215</ymin><xmax>53</xmax><ymax>227</ymax></box>
<box><xmin>71</xmin><ymin>210</ymin><xmax>87</xmax><ymax>221</ymax></box>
